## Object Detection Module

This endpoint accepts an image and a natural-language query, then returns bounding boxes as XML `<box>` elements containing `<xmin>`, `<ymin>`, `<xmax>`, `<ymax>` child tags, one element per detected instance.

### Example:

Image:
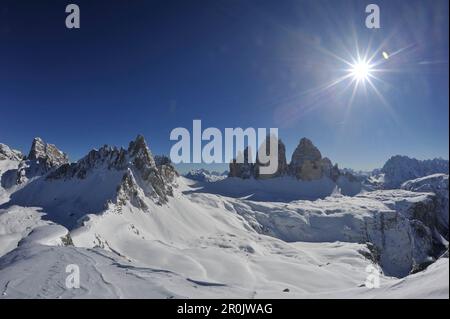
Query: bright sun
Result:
<box><xmin>350</xmin><ymin>60</ymin><xmax>372</xmax><ymax>81</ymax></box>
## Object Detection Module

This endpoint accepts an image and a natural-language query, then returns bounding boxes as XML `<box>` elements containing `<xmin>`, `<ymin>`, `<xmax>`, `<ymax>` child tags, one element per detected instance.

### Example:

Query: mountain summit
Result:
<box><xmin>0</xmin><ymin>144</ymin><xmax>23</xmax><ymax>161</ymax></box>
<box><xmin>289</xmin><ymin>138</ymin><xmax>340</xmax><ymax>181</ymax></box>
<box><xmin>0</xmin><ymin>135</ymin><xmax>448</xmax><ymax>298</ymax></box>
<box><xmin>27</xmin><ymin>137</ymin><xmax>69</xmax><ymax>169</ymax></box>
<box><xmin>381</xmin><ymin>155</ymin><xmax>449</xmax><ymax>188</ymax></box>
<box><xmin>229</xmin><ymin>137</ymin><xmax>341</xmax><ymax>182</ymax></box>
<box><xmin>2</xmin><ymin>137</ymin><xmax>69</xmax><ymax>185</ymax></box>
<box><xmin>4</xmin><ymin>135</ymin><xmax>178</xmax><ymax>228</ymax></box>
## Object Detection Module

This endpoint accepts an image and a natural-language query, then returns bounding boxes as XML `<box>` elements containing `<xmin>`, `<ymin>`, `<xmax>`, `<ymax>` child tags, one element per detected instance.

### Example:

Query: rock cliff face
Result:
<box><xmin>48</xmin><ymin>135</ymin><xmax>177</xmax><ymax>206</ymax></box>
<box><xmin>229</xmin><ymin>137</ymin><xmax>343</xmax><ymax>182</ymax></box>
<box><xmin>2</xmin><ymin>136</ymin><xmax>178</xmax><ymax>229</ymax></box>
<box><xmin>381</xmin><ymin>155</ymin><xmax>449</xmax><ymax>188</ymax></box>
<box><xmin>0</xmin><ymin>144</ymin><xmax>23</xmax><ymax>161</ymax></box>
<box><xmin>290</xmin><ymin>138</ymin><xmax>322</xmax><ymax>168</ymax></box>
<box><xmin>27</xmin><ymin>138</ymin><xmax>69</xmax><ymax>170</ymax></box>
<box><xmin>220</xmin><ymin>189</ymin><xmax>447</xmax><ymax>277</ymax></box>
<box><xmin>401</xmin><ymin>174</ymin><xmax>449</xmax><ymax>241</ymax></box>
<box><xmin>229</xmin><ymin>147</ymin><xmax>255</xmax><ymax>179</ymax></box>
<box><xmin>154</xmin><ymin>155</ymin><xmax>179</xmax><ymax>185</ymax></box>
<box><xmin>3</xmin><ymin>138</ymin><xmax>69</xmax><ymax>185</ymax></box>
<box><xmin>289</xmin><ymin>138</ymin><xmax>340</xmax><ymax>181</ymax></box>
<box><xmin>358</xmin><ymin>191</ymin><xmax>444</xmax><ymax>276</ymax></box>
<box><xmin>254</xmin><ymin>136</ymin><xmax>289</xmax><ymax>179</ymax></box>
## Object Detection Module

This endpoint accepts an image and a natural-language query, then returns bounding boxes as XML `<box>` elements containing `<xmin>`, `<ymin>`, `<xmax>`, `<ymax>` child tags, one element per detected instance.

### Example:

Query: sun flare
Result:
<box><xmin>350</xmin><ymin>60</ymin><xmax>372</xmax><ymax>82</ymax></box>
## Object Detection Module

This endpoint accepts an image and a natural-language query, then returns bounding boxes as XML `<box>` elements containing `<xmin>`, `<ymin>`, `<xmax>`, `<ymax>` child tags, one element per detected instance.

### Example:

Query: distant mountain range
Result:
<box><xmin>0</xmin><ymin>136</ymin><xmax>448</xmax><ymax>298</ymax></box>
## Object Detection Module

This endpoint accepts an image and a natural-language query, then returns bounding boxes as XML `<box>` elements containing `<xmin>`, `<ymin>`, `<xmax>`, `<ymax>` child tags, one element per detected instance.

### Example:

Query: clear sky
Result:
<box><xmin>0</xmin><ymin>0</ymin><xmax>448</xmax><ymax>173</ymax></box>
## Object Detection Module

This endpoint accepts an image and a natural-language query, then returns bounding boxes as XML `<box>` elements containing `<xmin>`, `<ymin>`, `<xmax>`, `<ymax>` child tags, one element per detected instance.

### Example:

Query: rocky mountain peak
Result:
<box><xmin>127</xmin><ymin>135</ymin><xmax>156</xmax><ymax>168</ymax></box>
<box><xmin>27</xmin><ymin>137</ymin><xmax>69</xmax><ymax>169</ymax></box>
<box><xmin>381</xmin><ymin>155</ymin><xmax>449</xmax><ymax>188</ymax></box>
<box><xmin>229</xmin><ymin>136</ymin><xmax>344</xmax><ymax>182</ymax></box>
<box><xmin>4</xmin><ymin>138</ymin><xmax>69</xmax><ymax>185</ymax></box>
<box><xmin>115</xmin><ymin>135</ymin><xmax>176</xmax><ymax>206</ymax></box>
<box><xmin>290</xmin><ymin>138</ymin><xmax>322</xmax><ymax>167</ymax></box>
<box><xmin>290</xmin><ymin>138</ymin><xmax>341</xmax><ymax>181</ymax></box>
<box><xmin>46</xmin><ymin>135</ymin><xmax>177</xmax><ymax>208</ymax></box>
<box><xmin>0</xmin><ymin>143</ymin><xmax>23</xmax><ymax>161</ymax></box>
<box><xmin>229</xmin><ymin>146</ymin><xmax>254</xmax><ymax>179</ymax></box>
<box><xmin>254</xmin><ymin>136</ymin><xmax>289</xmax><ymax>179</ymax></box>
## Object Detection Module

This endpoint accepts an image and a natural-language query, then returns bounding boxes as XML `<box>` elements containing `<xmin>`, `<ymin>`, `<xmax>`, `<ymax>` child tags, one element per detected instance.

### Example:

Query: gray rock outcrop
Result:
<box><xmin>0</xmin><ymin>144</ymin><xmax>23</xmax><ymax>161</ymax></box>
<box><xmin>289</xmin><ymin>138</ymin><xmax>340</xmax><ymax>181</ymax></box>
<box><xmin>8</xmin><ymin>138</ymin><xmax>69</xmax><ymax>185</ymax></box>
<box><xmin>382</xmin><ymin>155</ymin><xmax>449</xmax><ymax>188</ymax></box>
<box><xmin>254</xmin><ymin>136</ymin><xmax>289</xmax><ymax>179</ymax></box>
<box><xmin>401</xmin><ymin>174</ymin><xmax>449</xmax><ymax>241</ymax></box>
<box><xmin>229</xmin><ymin>136</ymin><xmax>343</xmax><ymax>182</ymax></box>
<box><xmin>47</xmin><ymin>135</ymin><xmax>177</xmax><ymax>206</ymax></box>
<box><xmin>27</xmin><ymin>137</ymin><xmax>69</xmax><ymax>170</ymax></box>
<box><xmin>229</xmin><ymin>147</ymin><xmax>255</xmax><ymax>179</ymax></box>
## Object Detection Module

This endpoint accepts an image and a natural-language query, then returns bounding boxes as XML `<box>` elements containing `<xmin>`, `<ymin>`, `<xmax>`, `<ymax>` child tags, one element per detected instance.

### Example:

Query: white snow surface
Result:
<box><xmin>185</xmin><ymin>175</ymin><xmax>361</xmax><ymax>202</ymax></box>
<box><xmin>0</xmin><ymin>152</ymin><xmax>448</xmax><ymax>299</ymax></box>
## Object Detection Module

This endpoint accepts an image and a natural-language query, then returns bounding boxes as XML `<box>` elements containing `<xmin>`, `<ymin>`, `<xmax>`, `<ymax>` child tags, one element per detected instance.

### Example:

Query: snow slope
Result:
<box><xmin>4</xmin><ymin>168</ymin><xmax>125</xmax><ymax>228</ymax></box>
<box><xmin>0</xmin><ymin>139</ymin><xmax>447</xmax><ymax>299</ymax></box>
<box><xmin>0</xmin><ymin>237</ymin><xmax>447</xmax><ymax>298</ymax></box>
<box><xmin>356</xmin><ymin>256</ymin><xmax>449</xmax><ymax>299</ymax></box>
<box><xmin>1</xmin><ymin>177</ymin><xmax>447</xmax><ymax>298</ymax></box>
<box><xmin>0</xmin><ymin>206</ymin><xmax>49</xmax><ymax>256</ymax></box>
<box><xmin>184</xmin><ymin>175</ymin><xmax>361</xmax><ymax>202</ymax></box>
<box><xmin>0</xmin><ymin>159</ymin><xmax>20</xmax><ymax>204</ymax></box>
<box><xmin>182</xmin><ymin>180</ymin><xmax>446</xmax><ymax>277</ymax></box>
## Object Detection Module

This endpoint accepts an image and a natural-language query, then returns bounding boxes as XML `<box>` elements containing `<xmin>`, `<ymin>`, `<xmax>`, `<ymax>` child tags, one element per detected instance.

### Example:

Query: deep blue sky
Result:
<box><xmin>0</xmin><ymin>0</ymin><xmax>448</xmax><ymax>172</ymax></box>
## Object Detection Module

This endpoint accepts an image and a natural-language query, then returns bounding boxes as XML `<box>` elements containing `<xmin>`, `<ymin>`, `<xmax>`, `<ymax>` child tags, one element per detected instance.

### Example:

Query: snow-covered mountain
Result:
<box><xmin>0</xmin><ymin>137</ymin><xmax>448</xmax><ymax>298</ymax></box>
<box><xmin>0</xmin><ymin>144</ymin><xmax>23</xmax><ymax>204</ymax></box>
<box><xmin>226</xmin><ymin>137</ymin><xmax>362</xmax><ymax>199</ymax></box>
<box><xmin>0</xmin><ymin>144</ymin><xmax>23</xmax><ymax>162</ymax></box>
<box><xmin>1</xmin><ymin>137</ymin><xmax>69</xmax><ymax>191</ymax></box>
<box><xmin>184</xmin><ymin>168</ymin><xmax>227</xmax><ymax>182</ymax></box>
<box><xmin>3</xmin><ymin>135</ymin><xmax>177</xmax><ymax>228</ymax></box>
<box><xmin>369</xmin><ymin>155</ymin><xmax>449</xmax><ymax>189</ymax></box>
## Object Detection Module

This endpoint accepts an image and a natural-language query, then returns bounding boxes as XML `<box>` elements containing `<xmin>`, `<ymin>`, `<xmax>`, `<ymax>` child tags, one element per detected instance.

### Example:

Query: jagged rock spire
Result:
<box><xmin>254</xmin><ymin>136</ymin><xmax>288</xmax><ymax>179</ymax></box>
<box><xmin>128</xmin><ymin>135</ymin><xmax>156</xmax><ymax>168</ymax></box>
<box><xmin>27</xmin><ymin>137</ymin><xmax>69</xmax><ymax>168</ymax></box>
<box><xmin>0</xmin><ymin>143</ymin><xmax>23</xmax><ymax>161</ymax></box>
<box><xmin>229</xmin><ymin>136</ymin><xmax>343</xmax><ymax>181</ymax></box>
<box><xmin>290</xmin><ymin>138</ymin><xmax>341</xmax><ymax>181</ymax></box>
<box><xmin>229</xmin><ymin>146</ymin><xmax>254</xmax><ymax>179</ymax></box>
<box><xmin>47</xmin><ymin>135</ymin><xmax>177</xmax><ymax>207</ymax></box>
<box><xmin>290</xmin><ymin>138</ymin><xmax>322</xmax><ymax>167</ymax></box>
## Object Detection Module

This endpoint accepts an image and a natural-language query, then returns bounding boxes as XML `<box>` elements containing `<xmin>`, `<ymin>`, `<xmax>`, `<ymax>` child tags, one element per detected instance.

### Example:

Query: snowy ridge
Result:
<box><xmin>0</xmin><ymin>144</ymin><xmax>23</xmax><ymax>162</ymax></box>
<box><xmin>380</xmin><ymin>156</ymin><xmax>449</xmax><ymax>189</ymax></box>
<box><xmin>184</xmin><ymin>169</ymin><xmax>227</xmax><ymax>182</ymax></box>
<box><xmin>0</xmin><ymin>137</ymin><xmax>448</xmax><ymax>298</ymax></box>
<box><xmin>1</xmin><ymin>135</ymin><xmax>177</xmax><ymax>228</ymax></box>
